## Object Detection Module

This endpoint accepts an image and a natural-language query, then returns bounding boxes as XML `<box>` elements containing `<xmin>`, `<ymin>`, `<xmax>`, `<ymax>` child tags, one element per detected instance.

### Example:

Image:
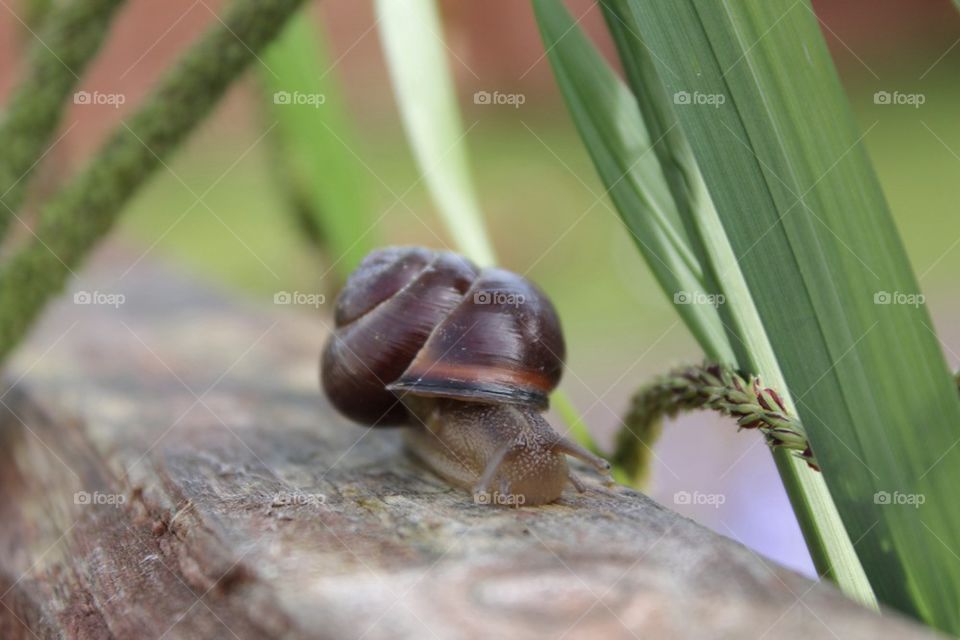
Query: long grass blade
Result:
<box><xmin>375</xmin><ymin>0</ymin><xmax>496</xmax><ymax>267</ymax></box>
<box><xmin>532</xmin><ymin>1</ymin><xmax>733</xmax><ymax>362</ymax></box>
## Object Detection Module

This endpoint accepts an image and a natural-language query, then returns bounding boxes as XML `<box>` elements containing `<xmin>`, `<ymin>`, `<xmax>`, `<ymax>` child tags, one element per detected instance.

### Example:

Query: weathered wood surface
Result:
<box><xmin>0</xmin><ymin>265</ymin><xmax>941</xmax><ymax>639</ymax></box>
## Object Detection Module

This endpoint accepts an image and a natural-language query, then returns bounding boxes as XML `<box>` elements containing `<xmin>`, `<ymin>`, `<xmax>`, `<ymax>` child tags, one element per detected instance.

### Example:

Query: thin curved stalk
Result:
<box><xmin>616</xmin><ymin>362</ymin><xmax>817</xmax><ymax>484</ymax></box>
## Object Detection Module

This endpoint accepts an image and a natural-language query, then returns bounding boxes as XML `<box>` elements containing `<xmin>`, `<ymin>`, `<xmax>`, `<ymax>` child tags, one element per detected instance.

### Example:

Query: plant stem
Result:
<box><xmin>0</xmin><ymin>0</ymin><xmax>307</xmax><ymax>363</ymax></box>
<box><xmin>0</xmin><ymin>0</ymin><xmax>126</xmax><ymax>241</ymax></box>
<box><xmin>616</xmin><ymin>363</ymin><xmax>816</xmax><ymax>484</ymax></box>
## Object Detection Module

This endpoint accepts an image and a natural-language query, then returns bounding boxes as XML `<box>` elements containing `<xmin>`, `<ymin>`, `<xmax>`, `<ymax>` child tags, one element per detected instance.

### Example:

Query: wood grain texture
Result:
<box><xmin>0</xmin><ymin>264</ymin><xmax>941</xmax><ymax>639</ymax></box>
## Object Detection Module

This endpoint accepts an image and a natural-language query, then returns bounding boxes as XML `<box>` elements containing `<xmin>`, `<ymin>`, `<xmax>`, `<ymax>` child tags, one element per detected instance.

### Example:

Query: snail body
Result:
<box><xmin>321</xmin><ymin>246</ymin><xmax>609</xmax><ymax>506</ymax></box>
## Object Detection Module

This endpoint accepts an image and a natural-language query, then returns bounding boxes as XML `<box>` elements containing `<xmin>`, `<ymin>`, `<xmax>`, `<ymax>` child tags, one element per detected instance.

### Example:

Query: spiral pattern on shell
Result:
<box><xmin>321</xmin><ymin>246</ymin><xmax>565</xmax><ymax>426</ymax></box>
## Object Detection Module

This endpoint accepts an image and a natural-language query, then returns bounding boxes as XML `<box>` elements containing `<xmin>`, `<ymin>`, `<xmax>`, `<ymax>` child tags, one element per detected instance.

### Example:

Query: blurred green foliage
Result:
<box><xmin>118</xmin><ymin>67</ymin><xmax>960</xmax><ymax>363</ymax></box>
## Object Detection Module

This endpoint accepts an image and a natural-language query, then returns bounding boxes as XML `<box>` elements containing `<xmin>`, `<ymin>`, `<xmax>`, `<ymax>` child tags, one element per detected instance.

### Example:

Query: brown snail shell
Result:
<box><xmin>321</xmin><ymin>246</ymin><xmax>565</xmax><ymax>425</ymax></box>
<box><xmin>320</xmin><ymin>246</ymin><xmax>609</xmax><ymax>505</ymax></box>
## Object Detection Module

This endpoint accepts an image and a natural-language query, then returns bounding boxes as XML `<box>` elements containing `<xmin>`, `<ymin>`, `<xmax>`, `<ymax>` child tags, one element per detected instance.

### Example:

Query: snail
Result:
<box><xmin>321</xmin><ymin>246</ymin><xmax>610</xmax><ymax>506</ymax></box>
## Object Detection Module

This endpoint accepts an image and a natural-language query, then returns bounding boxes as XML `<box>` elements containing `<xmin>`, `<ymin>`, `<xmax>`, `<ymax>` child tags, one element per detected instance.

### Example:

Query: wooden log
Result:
<box><xmin>0</xmin><ymin>266</ymin><xmax>940</xmax><ymax>639</ymax></box>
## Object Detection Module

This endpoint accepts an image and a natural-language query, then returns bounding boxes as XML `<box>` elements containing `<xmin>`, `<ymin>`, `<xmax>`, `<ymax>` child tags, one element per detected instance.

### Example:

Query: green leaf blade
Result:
<box><xmin>375</xmin><ymin>0</ymin><xmax>496</xmax><ymax>267</ymax></box>
<box><xmin>532</xmin><ymin>0</ymin><xmax>734</xmax><ymax>362</ymax></box>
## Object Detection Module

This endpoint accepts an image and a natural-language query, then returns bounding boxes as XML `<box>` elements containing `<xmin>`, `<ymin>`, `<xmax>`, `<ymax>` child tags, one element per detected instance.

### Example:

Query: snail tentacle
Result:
<box><xmin>473</xmin><ymin>441</ymin><xmax>514</xmax><ymax>497</ymax></box>
<box><xmin>551</xmin><ymin>436</ymin><xmax>612</xmax><ymax>474</ymax></box>
<box><xmin>568</xmin><ymin>471</ymin><xmax>587</xmax><ymax>493</ymax></box>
